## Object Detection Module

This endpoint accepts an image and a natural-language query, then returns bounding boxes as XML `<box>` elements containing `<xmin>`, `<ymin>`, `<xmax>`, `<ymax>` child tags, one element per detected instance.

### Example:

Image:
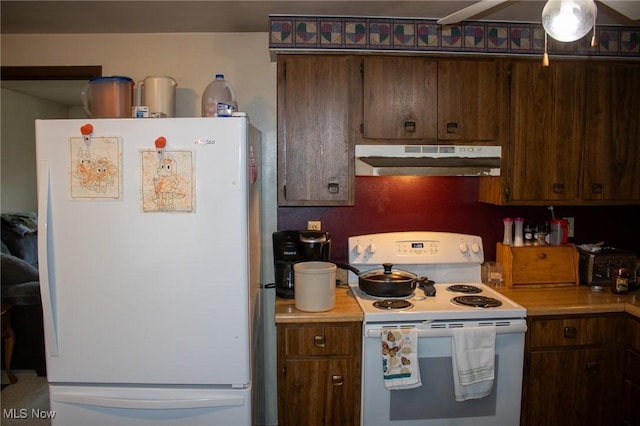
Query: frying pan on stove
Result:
<box><xmin>335</xmin><ymin>262</ymin><xmax>431</xmax><ymax>297</ymax></box>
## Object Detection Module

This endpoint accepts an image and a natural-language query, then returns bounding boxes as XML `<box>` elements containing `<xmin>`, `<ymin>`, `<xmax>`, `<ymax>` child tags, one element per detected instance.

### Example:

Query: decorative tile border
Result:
<box><xmin>270</xmin><ymin>16</ymin><xmax>640</xmax><ymax>58</ymax></box>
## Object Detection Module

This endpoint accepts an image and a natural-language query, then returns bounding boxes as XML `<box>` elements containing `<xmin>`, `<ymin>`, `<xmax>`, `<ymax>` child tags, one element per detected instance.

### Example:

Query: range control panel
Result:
<box><xmin>348</xmin><ymin>231</ymin><xmax>484</xmax><ymax>266</ymax></box>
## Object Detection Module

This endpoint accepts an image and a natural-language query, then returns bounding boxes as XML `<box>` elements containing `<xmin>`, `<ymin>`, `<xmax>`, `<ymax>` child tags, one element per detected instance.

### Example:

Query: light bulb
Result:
<box><xmin>542</xmin><ymin>0</ymin><xmax>597</xmax><ymax>42</ymax></box>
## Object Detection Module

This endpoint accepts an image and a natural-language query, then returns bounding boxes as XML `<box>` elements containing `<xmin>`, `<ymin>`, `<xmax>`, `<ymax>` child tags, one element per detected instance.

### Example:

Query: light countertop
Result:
<box><xmin>494</xmin><ymin>285</ymin><xmax>640</xmax><ymax>317</ymax></box>
<box><xmin>274</xmin><ymin>286</ymin><xmax>363</xmax><ymax>323</ymax></box>
<box><xmin>275</xmin><ymin>285</ymin><xmax>640</xmax><ymax>323</ymax></box>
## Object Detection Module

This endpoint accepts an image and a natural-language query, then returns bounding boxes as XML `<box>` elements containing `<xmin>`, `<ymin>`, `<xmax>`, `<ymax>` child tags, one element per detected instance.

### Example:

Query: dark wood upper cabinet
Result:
<box><xmin>437</xmin><ymin>59</ymin><xmax>502</xmax><ymax>142</ymax></box>
<box><xmin>583</xmin><ymin>63</ymin><xmax>640</xmax><ymax>201</ymax></box>
<box><xmin>509</xmin><ymin>61</ymin><xmax>585</xmax><ymax>202</ymax></box>
<box><xmin>362</xmin><ymin>56</ymin><xmax>437</xmax><ymax>141</ymax></box>
<box><xmin>277</xmin><ymin>55</ymin><xmax>357</xmax><ymax>206</ymax></box>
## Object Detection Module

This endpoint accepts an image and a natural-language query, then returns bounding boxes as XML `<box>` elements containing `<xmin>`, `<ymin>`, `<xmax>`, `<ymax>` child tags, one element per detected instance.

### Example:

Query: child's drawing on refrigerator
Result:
<box><xmin>141</xmin><ymin>150</ymin><xmax>194</xmax><ymax>212</ymax></box>
<box><xmin>70</xmin><ymin>137</ymin><xmax>121</xmax><ymax>199</ymax></box>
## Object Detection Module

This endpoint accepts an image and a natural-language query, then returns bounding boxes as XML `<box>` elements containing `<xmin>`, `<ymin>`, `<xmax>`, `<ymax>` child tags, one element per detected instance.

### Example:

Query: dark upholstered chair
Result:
<box><xmin>1</xmin><ymin>213</ymin><xmax>46</xmax><ymax>376</ymax></box>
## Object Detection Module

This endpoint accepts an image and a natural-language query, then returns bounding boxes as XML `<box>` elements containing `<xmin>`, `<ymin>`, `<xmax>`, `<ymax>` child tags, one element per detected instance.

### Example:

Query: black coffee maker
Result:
<box><xmin>273</xmin><ymin>230</ymin><xmax>331</xmax><ymax>299</ymax></box>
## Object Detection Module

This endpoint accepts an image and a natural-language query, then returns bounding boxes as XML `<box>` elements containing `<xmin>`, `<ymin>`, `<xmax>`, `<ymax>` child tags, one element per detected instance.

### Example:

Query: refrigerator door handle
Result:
<box><xmin>37</xmin><ymin>160</ymin><xmax>59</xmax><ymax>356</ymax></box>
<box><xmin>53</xmin><ymin>393</ymin><xmax>245</xmax><ymax>410</ymax></box>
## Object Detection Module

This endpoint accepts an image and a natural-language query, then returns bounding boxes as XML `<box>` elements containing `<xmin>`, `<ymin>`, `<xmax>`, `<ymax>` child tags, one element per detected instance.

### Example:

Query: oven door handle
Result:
<box><xmin>366</xmin><ymin>323</ymin><xmax>527</xmax><ymax>338</ymax></box>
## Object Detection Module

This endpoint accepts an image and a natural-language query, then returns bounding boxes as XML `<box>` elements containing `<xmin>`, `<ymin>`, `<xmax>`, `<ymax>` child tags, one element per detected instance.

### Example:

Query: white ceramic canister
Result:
<box><xmin>294</xmin><ymin>261</ymin><xmax>336</xmax><ymax>312</ymax></box>
<box><xmin>137</xmin><ymin>75</ymin><xmax>177</xmax><ymax>117</ymax></box>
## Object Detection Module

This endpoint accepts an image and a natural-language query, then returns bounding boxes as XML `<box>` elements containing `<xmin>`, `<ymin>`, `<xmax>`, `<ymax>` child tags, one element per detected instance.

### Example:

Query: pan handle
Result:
<box><xmin>332</xmin><ymin>262</ymin><xmax>360</xmax><ymax>275</ymax></box>
<box><xmin>276</xmin><ymin>260</ymin><xmax>360</xmax><ymax>275</ymax></box>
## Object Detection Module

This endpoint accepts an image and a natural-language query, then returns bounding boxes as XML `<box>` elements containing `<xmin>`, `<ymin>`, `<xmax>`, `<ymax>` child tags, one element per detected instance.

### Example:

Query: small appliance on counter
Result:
<box><xmin>578</xmin><ymin>245</ymin><xmax>638</xmax><ymax>289</ymax></box>
<box><xmin>273</xmin><ymin>230</ymin><xmax>331</xmax><ymax>299</ymax></box>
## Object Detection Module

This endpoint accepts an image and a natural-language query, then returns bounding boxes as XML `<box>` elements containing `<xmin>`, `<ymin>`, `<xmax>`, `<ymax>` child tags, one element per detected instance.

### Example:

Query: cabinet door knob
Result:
<box><xmin>314</xmin><ymin>335</ymin><xmax>326</xmax><ymax>347</ymax></box>
<box><xmin>331</xmin><ymin>375</ymin><xmax>344</xmax><ymax>386</ymax></box>
<box><xmin>552</xmin><ymin>183</ymin><xmax>564</xmax><ymax>193</ymax></box>
<box><xmin>591</xmin><ymin>183</ymin><xmax>603</xmax><ymax>194</ymax></box>
<box><xmin>446</xmin><ymin>122</ymin><xmax>459</xmax><ymax>134</ymax></box>
<box><xmin>563</xmin><ymin>326</ymin><xmax>577</xmax><ymax>338</ymax></box>
<box><xmin>404</xmin><ymin>121</ymin><xmax>416</xmax><ymax>133</ymax></box>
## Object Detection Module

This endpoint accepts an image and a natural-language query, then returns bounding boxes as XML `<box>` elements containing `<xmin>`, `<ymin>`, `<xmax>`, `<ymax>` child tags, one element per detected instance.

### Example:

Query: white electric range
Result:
<box><xmin>347</xmin><ymin>231</ymin><xmax>527</xmax><ymax>426</ymax></box>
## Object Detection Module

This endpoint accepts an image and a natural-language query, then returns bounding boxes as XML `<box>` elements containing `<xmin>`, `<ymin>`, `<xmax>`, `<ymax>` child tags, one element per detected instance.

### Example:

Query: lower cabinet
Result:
<box><xmin>522</xmin><ymin>314</ymin><xmax>626</xmax><ymax>426</ymax></box>
<box><xmin>623</xmin><ymin>316</ymin><xmax>640</xmax><ymax>426</ymax></box>
<box><xmin>277</xmin><ymin>322</ymin><xmax>362</xmax><ymax>426</ymax></box>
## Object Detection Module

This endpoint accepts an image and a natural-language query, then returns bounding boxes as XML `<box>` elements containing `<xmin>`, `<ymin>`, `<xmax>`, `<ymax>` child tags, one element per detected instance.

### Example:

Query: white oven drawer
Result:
<box><xmin>361</xmin><ymin>319</ymin><xmax>526</xmax><ymax>426</ymax></box>
<box><xmin>365</xmin><ymin>319</ymin><xmax>527</xmax><ymax>338</ymax></box>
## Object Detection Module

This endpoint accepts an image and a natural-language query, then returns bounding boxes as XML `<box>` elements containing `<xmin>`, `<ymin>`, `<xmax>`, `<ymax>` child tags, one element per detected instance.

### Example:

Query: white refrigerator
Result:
<box><xmin>35</xmin><ymin>116</ymin><xmax>262</xmax><ymax>425</ymax></box>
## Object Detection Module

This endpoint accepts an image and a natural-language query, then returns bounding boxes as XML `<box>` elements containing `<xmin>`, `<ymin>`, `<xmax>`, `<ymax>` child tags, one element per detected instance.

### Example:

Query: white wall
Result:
<box><xmin>1</xmin><ymin>32</ymin><xmax>279</xmax><ymax>425</ymax></box>
<box><xmin>0</xmin><ymin>31</ymin><xmax>277</xmax><ymax>269</ymax></box>
<box><xmin>1</xmin><ymin>88</ymin><xmax>70</xmax><ymax>212</ymax></box>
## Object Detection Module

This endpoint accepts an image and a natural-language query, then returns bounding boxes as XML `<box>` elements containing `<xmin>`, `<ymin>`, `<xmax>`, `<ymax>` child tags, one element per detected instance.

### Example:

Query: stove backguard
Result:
<box><xmin>348</xmin><ymin>231</ymin><xmax>485</xmax><ymax>284</ymax></box>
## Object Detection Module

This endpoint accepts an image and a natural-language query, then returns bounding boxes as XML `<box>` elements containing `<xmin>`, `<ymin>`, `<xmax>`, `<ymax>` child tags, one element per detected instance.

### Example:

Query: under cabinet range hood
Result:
<box><xmin>355</xmin><ymin>144</ymin><xmax>501</xmax><ymax>177</ymax></box>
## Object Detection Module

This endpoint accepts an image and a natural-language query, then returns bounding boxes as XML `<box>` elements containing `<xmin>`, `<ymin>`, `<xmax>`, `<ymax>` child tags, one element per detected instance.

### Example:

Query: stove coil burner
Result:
<box><xmin>447</xmin><ymin>284</ymin><xmax>482</xmax><ymax>294</ymax></box>
<box><xmin>452</xmin><ymin>295</ymin><xmax>503</xmax><ymax>308</ymax></box>
<box><xmin>373</xmin><ymin>299</ymin><xmax>414</xmax><ymax>310</ymax></box>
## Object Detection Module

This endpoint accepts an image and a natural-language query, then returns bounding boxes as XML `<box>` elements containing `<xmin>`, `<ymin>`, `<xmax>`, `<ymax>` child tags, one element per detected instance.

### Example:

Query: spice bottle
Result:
<box><xmin>524</xmin><ymin>224</ymin><xmax>534</xmax><ymax>246</ymax></box>
<box><xmin>611</xmin><ymin>265</ymin><xmax>629</xmax><ymax>294</ymax></box>
<box><xmin>514</xmin><ymin>218</ymin><xmax>524</xmax><ymax>247</ymax></box>
<box><xmin>537</xmin><ymin>222</ymin><xmax>549</xmax><ymax>246</ymax></box>
<box><xmin>502</xmin><ymin>218</ymin><xmax>513</xmax><ymax>246</ymax></box>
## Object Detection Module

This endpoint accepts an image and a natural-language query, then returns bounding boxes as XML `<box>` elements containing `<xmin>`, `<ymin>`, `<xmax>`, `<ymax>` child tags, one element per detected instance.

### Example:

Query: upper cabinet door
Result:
<box><xmin>362</xmin><ymin>56</ymin><xmax>437</xmax><ymax>141</ymax></box>
<box><xmin>583</xmin><ymin>64</ymin><xmax>640</xmax><ymax>201</ymax></box>
<box><xmin>437</xmin><ymin>60</ymin><xmax>501</xmax><ymax>142</ymax></box>
<box><xmin>509</xmin><ymin>61</ymin><xmax>585</xmax><ymax>202</ymax></box>
<box><xmin>277</xmin><ymin>55</ymin><xmax>356</xmax><ymax>206</ymax></box>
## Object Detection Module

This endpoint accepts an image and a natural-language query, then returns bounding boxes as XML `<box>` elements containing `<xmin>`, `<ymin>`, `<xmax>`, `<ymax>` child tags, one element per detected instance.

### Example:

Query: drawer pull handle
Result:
<box><xmin>538</xmin><ymin>252</ymin><xmax>547</xmax><ymax>260</ymax></box>
<box><xmin>404</xmin><ymin>121</ymin><xmax>416</xmax><ymax>133</ymax></box>
<box><xmin>332</xmin><ymin>375</ymin><xmax>344</xmax><ymax>386</ymax></box>
<box><xmin>314</xmin><ymin>335</ymin><xmax>326</xmax><ymax>348</ymax></box>
<box><xmin>446</xmin><ymin>122</ymin><xmax>459</xmax><ymax>134</ymax></box>
<box><xmin>328</xmin><ymin>179</ymin><xmax>339</xmax><ymax>194</ymax></box>
<box><xmin>563</xmin><ymin>326</ymin><xmax>577</xmax><ymax>339</ymax></box>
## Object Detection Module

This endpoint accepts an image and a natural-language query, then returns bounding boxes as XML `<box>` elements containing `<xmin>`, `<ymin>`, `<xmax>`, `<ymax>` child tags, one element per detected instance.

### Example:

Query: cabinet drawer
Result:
<box><xmin>623</xmin><ymin>379</ymin><xmax>640</xmax><ymax>426</ymax></box>
<box><xmin>627</xmin><ymin>317</ymin><xmax>640</xmax><ymax>351</ymax></box>
<box><xmin>529</xmin><ymin>317</ymin><xmax>607</xmax><ymax>348</ymax></box>
<box><xmin>280</xmin><ymin>323</ymin><xmax>359</xmax><ymax>357</ymax></box>
<box><xmin>625</xmin><ymin>348</ymin><xmax>640</xmax><ymax>384</ymax></box>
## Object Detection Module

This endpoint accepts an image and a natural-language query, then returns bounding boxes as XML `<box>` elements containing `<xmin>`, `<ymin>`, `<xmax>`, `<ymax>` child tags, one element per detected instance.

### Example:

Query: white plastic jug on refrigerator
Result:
<box><xmin>35</xmin><ymin>115</ymin><xmax>261</xmax><ymax>425</ymax></box>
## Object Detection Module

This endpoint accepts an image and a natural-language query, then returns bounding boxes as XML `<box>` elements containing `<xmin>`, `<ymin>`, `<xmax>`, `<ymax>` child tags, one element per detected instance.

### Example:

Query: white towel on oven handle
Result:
<box><xmin>451</xmin><ymin>326</ymin><xmax>496</xmax><ymax>401</ymax></box>
<box><xmin>381</xmin><ymin>327</ymin><xmax>422</xmax><ymax>390</ymax></box>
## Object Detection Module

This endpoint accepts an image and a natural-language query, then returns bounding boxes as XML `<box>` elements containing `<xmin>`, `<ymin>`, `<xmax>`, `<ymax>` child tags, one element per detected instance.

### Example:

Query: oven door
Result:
<box><xmin>361</xmin><ymin>319</ymin><xmax>527</xmax><ymax>426</ymax></box>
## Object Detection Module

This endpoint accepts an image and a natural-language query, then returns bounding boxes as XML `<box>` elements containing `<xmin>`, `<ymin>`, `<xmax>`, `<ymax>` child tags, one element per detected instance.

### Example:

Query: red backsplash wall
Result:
<box><xmin>278</xmin><ymin>177</ymin><xmax>640</xmax><ymax>263</ymax></box>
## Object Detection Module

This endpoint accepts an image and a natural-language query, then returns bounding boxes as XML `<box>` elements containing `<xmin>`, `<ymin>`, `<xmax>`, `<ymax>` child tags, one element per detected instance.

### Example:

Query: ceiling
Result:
<box><xmin>1</xmin><ymin>1</ymin><xmax>638</xmax><ymax>34</ymax></box>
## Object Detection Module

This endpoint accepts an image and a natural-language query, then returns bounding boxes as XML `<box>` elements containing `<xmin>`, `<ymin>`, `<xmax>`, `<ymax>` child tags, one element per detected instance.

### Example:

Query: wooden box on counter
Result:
<box><xmin>496</xmin><ymin>242</ymin><xmax>579</xmax><ymax>288</ymax></box>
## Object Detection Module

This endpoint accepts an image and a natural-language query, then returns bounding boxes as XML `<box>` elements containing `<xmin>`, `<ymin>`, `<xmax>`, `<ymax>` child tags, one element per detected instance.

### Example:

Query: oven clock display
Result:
<box><xmin>397</xmin><ymin>241</ymin><xmax>439</xmax><ymax>255</ymax></box>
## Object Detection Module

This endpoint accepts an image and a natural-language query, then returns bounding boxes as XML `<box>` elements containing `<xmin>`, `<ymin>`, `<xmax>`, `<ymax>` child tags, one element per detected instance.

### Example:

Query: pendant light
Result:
<box><xmin>542</xmin><ymin>0</ymin><xmax>597</xmax><ymax>42</ymax></box>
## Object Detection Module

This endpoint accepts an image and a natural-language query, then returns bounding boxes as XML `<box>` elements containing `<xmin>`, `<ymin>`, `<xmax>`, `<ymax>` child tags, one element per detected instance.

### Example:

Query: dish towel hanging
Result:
<box><xmin>451</xmin><ymin>326</ymin><xmax>496</xmax><ymax>401</ymax></box>
<box><xmin>381</xmin><ymin>327</ymin><xmax>422</xmax><ymax>390</ymax></box>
